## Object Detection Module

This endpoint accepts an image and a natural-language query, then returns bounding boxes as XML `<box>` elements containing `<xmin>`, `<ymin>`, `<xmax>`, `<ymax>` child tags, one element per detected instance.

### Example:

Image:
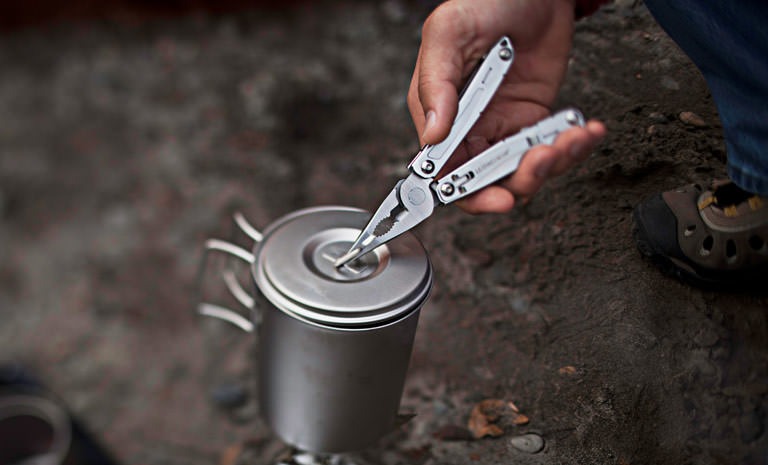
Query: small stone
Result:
<box><xmin>679</xmin><ymin>111</ymin><xmax>708</xmax><ymax>127</ymax></box>
<box><xmin>660</xmin><ymin>76</ymin><xmax>680</xmax><ymax>90</ymax></box>
<box><xmin>509</xmin><ymin>433</ymin><xmax>545</xmax><ymax>453</ymax></box>
<box><xmin>292</xmin><ymin>453</ymin><xmax>320</xmax><ymax>465</ymax></box>
<box><xmin>509</xmin><ymin>295</ymin><xmax>529</xmax><ymax>313</ymax></box>
<box><xmin>210</xmin><ymin>382</ymin><xmax>248</xmax><ymax>409</ymax></box>
<box><xmin>648</xmin><ymin>112</ymin><xmax>668</xmax><ymax>123</ymax></box>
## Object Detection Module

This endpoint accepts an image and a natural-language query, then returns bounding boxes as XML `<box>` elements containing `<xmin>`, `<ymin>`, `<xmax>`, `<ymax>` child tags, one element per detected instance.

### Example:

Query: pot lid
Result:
<box><xmin>253</xmin><ymin>206</ymin><xmax>432</xmax><ymax>327</ymax></box>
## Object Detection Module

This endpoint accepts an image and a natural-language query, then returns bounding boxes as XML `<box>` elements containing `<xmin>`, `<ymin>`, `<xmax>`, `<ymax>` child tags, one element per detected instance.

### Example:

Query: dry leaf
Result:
<box><xmin>511</xmin><ymin>413</ymin><xmax>530</xmax><ymax>425</ymax></box>
<box><xmin>558</xmin><ymin>365</ymin><xmax>577</xmax><ymax>375</ymax></box>
<box><xmin>679</xmin><ymin>111</ymin><xmax>707</xmax><ymax>127</ymax></box>
<box><xmin>468</xmin><ymin>399</ymin><xmax>507</xmax><ymax>438</ymax></box>
<box><xmin>468</xmin><ymin>399</ymin><xmax>530</xmax><ymax>438</ymax></box>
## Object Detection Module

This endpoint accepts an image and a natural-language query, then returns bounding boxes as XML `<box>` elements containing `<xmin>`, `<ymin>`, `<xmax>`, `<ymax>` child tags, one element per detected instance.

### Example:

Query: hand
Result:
<box><xmin>408</xmin><ymin>0</ymin><xmax>606</xmax><ymax>213</ymax></box>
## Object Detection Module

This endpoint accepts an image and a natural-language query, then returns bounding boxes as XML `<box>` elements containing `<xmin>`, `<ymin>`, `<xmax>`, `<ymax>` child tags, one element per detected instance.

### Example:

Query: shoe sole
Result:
<box><xmin>631</xmin><ymin>211</ymin><xmax>767</xmax><ymax>292</ymax></box>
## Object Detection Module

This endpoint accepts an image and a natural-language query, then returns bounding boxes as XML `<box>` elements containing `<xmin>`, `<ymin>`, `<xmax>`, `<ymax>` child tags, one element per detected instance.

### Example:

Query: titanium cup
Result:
<box><xmin>198</xmin><ymin>206</ymin><xmax>432</xmax><ymax>453</ymax></box>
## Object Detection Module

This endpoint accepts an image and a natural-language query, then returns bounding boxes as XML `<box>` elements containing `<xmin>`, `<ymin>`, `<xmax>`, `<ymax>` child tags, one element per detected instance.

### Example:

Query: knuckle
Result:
<box><xmin>422</xmin><ymin>3</ymin><xmax>452</xmax><ymax>34</ymax></box>
<box><xmin>422</xmin><ymin>2</ymin><xmax>466</xmax><ymax>42</ymax></box>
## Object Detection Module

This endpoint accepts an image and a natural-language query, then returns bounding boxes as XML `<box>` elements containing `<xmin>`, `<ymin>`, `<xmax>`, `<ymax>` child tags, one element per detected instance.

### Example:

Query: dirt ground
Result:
<box><xmin>0</xmin><ymin>1</ymin><xmax>766</xmax><ymax>464</ymax></box>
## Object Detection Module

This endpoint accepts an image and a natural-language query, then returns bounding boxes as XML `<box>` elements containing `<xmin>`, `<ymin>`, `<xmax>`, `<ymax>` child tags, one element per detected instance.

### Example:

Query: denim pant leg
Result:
<box><xmin>642</xmin><ymin>0</ymin><xmax>768</xmax><ymax>196</ymax></box>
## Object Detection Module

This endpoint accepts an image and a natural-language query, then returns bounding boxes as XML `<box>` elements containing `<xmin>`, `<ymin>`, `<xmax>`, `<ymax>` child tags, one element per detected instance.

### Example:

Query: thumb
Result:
<box><xmin>410</xmin><ymin>28</ymin><xmax>467</xmax><ymax>145</ymax></box>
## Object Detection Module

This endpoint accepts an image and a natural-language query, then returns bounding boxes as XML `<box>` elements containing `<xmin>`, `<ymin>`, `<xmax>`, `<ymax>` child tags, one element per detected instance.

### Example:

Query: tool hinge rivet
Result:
<box><xmin>499</xmin><ymin>47</ymin><xmax>513</xmax><ymax>60</ymax></box>
<box><xmin>439</xmin><ymin>183</ymin><xmax>455</xmax><ymax>196</ymax></box>
<box><xmin>421</xmin><ymin>160</ymin><xmax>435</xmax><ymax>174</ymax></box>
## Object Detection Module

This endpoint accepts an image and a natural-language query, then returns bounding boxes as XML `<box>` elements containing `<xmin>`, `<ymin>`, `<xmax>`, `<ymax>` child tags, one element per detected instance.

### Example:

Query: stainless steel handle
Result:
<box><xmin>409</xmin><ymin>37</ymin><xmax>514</xmax><ymax>178</ymax></box>
<box><xmin>434</xmin><ymin>109</ymin><xmax>585</xmax><ymax>203</ymax></box>
<box><xmin>195</xmin><ymin>212</ymin><xmax>262</xmax><ymax>333</ymax></box>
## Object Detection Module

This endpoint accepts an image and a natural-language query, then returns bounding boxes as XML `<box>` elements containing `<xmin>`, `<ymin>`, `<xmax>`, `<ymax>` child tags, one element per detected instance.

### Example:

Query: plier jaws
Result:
<box><xmin>334</xmin><ymin>174</ymin><xmax>435</xmax><ymax>267</ymax></box>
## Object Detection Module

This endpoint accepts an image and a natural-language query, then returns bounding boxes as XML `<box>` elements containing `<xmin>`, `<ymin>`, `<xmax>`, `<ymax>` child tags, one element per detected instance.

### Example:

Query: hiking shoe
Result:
<box><xmin>632</xmin><ymin>181</ymin><xmax>768</xmax><ymax>288</ymax></box>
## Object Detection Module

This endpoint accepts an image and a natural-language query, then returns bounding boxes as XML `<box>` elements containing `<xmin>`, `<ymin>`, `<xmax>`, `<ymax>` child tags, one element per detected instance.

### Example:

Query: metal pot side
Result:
<box><xmin>257</xmin><ymin>300</ymin><xmax>422</xmax><ymax>453</ymax></box>
<box><xmin>251</xmin><ymin>206</ymin><xmax>432</xmax><ymax>453</ymax></box>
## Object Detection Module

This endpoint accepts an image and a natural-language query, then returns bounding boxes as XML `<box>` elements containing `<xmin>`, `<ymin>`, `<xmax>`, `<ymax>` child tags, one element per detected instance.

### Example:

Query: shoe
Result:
<box><xmin>632</xmin><ymin>181</ymin><xmax>768</xmax><ymax>288</ymax></box>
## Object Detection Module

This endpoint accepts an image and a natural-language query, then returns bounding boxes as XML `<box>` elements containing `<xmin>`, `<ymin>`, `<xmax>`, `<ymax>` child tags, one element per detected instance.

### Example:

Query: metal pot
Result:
<box><xmin>198</xmin><ymin>206</ymin><xmax>432</xmax><ymax>453</ymax></box>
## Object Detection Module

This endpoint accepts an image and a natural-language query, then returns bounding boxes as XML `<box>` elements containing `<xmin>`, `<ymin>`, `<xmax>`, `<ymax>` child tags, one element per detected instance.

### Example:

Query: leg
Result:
<box><xmin>643</xmin><ymin>0</ymin><xmax>768</xmax><ymax>195</ymax></box>
<box><xmin>632</xmin><ymin>0</ymin><xmax>768</xmax><ymax>287</ymax></box>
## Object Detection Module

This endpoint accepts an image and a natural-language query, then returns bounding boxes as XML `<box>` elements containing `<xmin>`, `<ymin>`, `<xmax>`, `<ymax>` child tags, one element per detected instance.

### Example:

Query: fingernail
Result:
<box><xmin>535</xmin><ymin>156</ymin><xmax>556</xmax><ymax>178</ymax></box>
<box><xmin>422</xmin><ymin>110</ymin><xmax>436</xmax><ymax>140</ymax></box>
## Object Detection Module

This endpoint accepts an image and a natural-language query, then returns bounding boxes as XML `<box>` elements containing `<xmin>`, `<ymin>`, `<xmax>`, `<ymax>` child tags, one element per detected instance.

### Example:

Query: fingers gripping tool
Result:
<box><xmin>335</xmin><ymin>37</ymin><xmax>585</xmax><ymax>267</ymax></box>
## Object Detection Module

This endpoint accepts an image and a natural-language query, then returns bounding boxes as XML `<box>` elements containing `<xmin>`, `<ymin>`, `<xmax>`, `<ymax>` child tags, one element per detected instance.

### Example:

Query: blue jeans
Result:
<box><xmin>642</xmin><ymin>0</ymin><xmax>768</xmax><ymax>196</ymax></box>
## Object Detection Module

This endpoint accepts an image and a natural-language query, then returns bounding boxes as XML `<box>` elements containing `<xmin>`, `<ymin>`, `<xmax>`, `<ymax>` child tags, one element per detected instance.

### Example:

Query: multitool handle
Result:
<box><xmin>433</xmin><ymin>109</ymin><xmax>586</xmax><ymax>204</ymax></box>
<box><xmin>408</xmin><ymin>37</ymin><xmax>514</xmax><ymax>179</ymax></box>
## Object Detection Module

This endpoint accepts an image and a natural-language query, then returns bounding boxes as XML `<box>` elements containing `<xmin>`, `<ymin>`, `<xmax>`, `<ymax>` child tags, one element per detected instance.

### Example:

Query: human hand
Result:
<box><xmin>408</xmin><ymin>0</ymin><xmax>606</xmax><ymax>213</ymax></box>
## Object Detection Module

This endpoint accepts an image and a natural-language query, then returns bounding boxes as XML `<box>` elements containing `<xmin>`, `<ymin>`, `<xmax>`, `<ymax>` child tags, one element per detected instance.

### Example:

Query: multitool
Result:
<box><xmin>335</xmin><ymin>37</ymin><xmax>586</xmax><ymax>267</ymax></box>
